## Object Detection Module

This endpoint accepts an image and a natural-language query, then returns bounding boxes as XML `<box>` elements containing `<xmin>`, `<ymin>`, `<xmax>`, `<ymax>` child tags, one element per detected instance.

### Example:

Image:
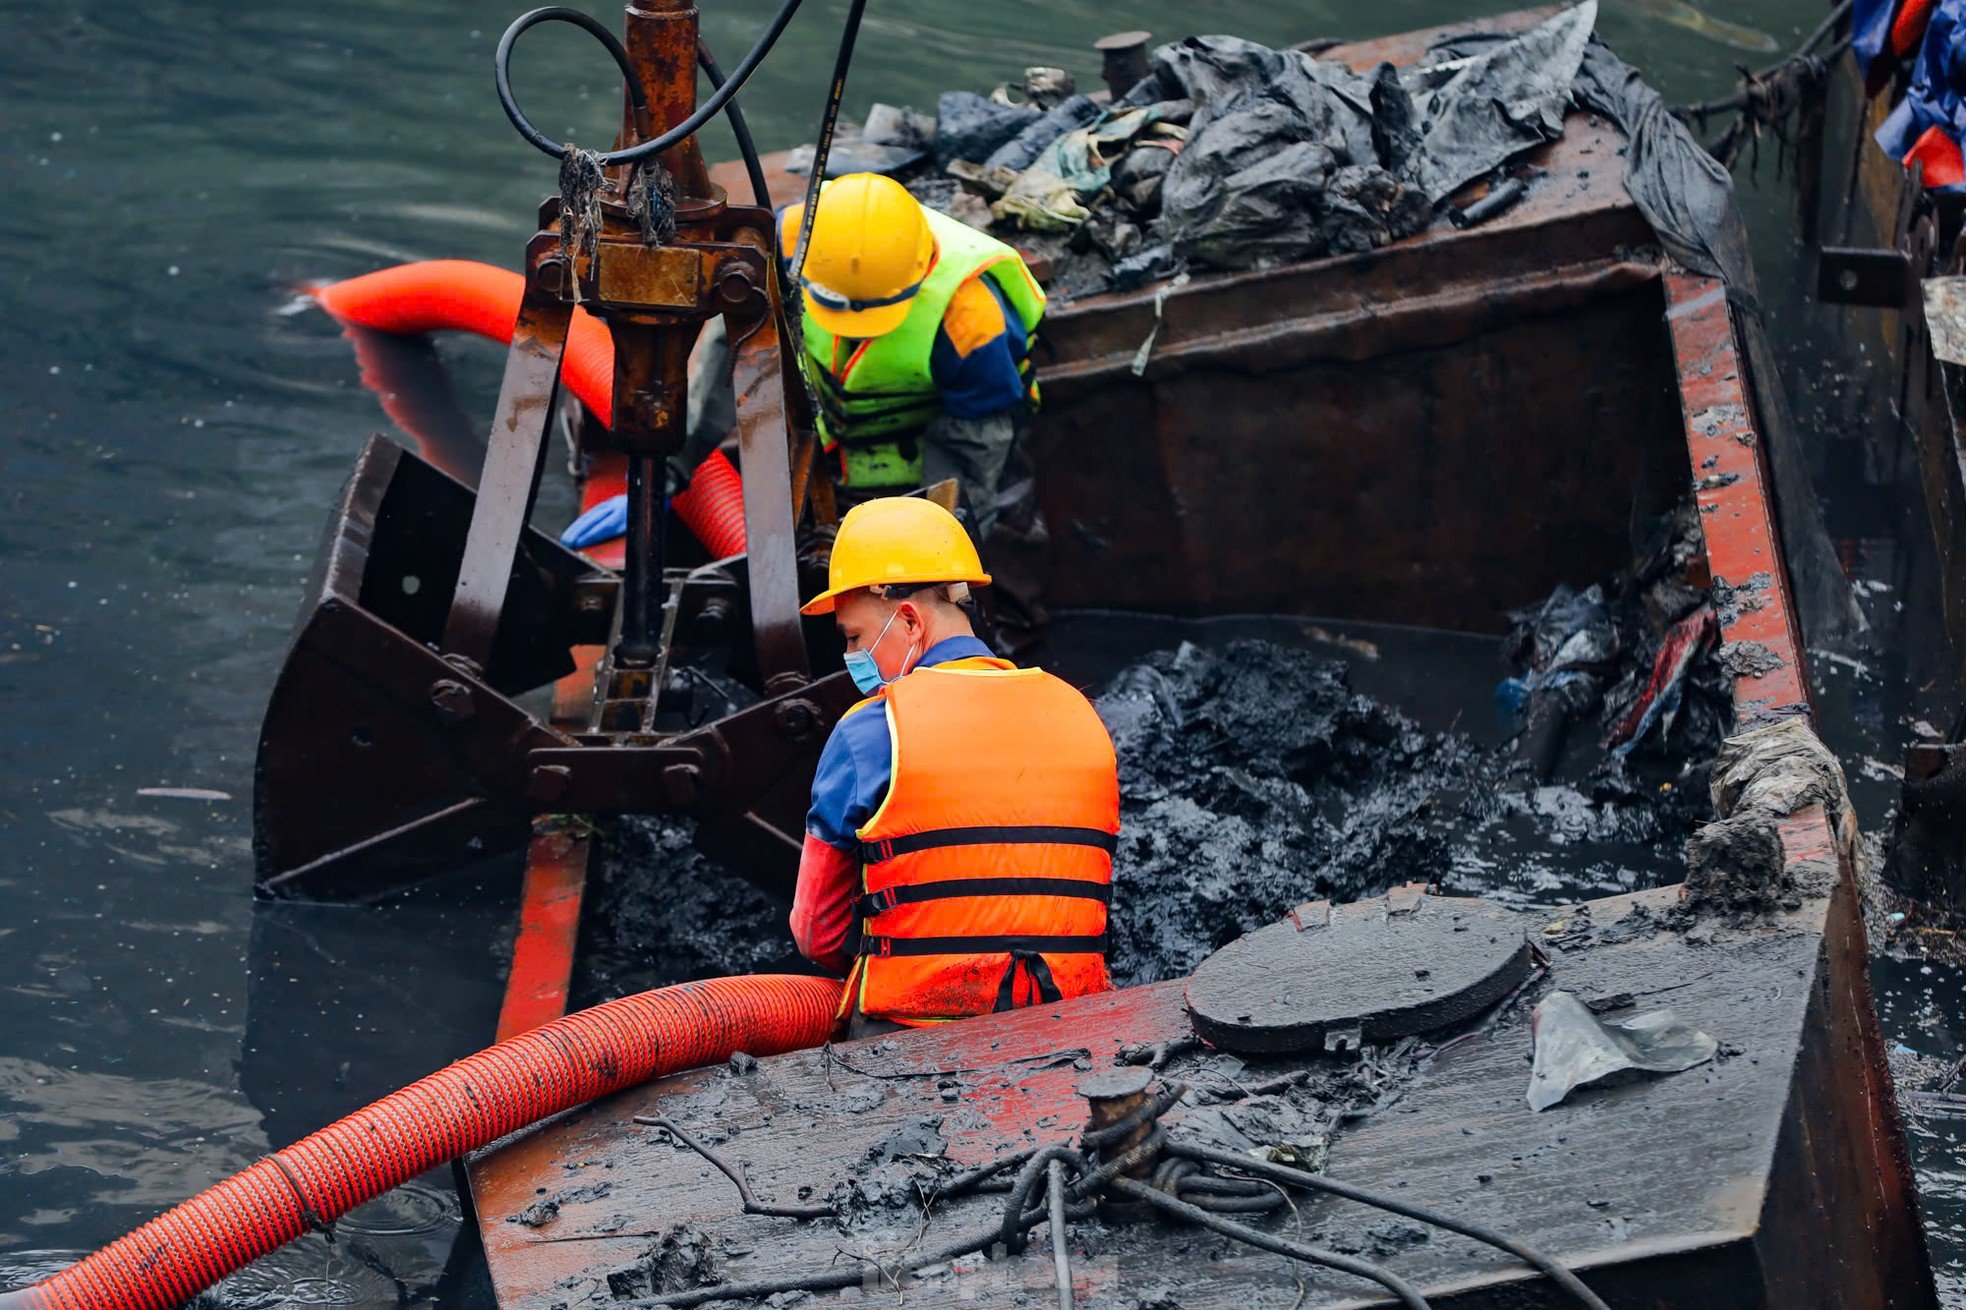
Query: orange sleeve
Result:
<box><xmin>789</xmin><ymin>833</ymin><xmax>859</xmax><ymax>975</ymax></box>
<box><xmin>939</xmin><ymin>271</ymin><xmax>1013</xmax><ymax>359</ymax></box>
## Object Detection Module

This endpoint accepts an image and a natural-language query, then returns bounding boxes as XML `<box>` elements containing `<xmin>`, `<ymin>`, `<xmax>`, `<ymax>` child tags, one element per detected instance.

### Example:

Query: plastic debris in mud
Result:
<box><xmin>1526</xmin><ymin>990</ymin><xmax>1717</xmax><ymax>1111</ymax></box>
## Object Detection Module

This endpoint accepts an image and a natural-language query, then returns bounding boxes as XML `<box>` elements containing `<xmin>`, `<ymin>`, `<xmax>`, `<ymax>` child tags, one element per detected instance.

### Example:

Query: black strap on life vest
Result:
<box><xmin>859</xmin><ymin>932</ymin><xmax>1107</xmax><ymax>958</ymax></box>
<box><xmin>857</xmin><ymin>825</ymin><xmax>1118</xmax><ymax>866</ymax></box>
<box><xmin>995</xmin><ymin>949</ymin><xmax>1063</xmax><ymax>1011</ymax></box>
<box><xmin>856</xmin><ymin>877</ymin><xmax>1111</xmax><ymax>919</ymax></box>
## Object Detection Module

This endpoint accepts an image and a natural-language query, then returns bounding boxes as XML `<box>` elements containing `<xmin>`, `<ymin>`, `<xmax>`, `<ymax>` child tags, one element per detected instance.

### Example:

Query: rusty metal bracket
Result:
<box><xmin>443</xmin><ymin>250</ymin><xmax>576</xmax><ymax>666</ymax></box>
<box><xmin>1817</xmin><ymin>246</ymin><xmax>1914</xmax><ymax>308</ymax></box>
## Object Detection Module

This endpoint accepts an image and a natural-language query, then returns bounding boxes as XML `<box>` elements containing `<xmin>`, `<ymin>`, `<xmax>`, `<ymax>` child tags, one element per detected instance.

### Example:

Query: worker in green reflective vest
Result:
<box><xmin>778</xmin><ymin>172</ymin><xmax>1047</xmax><ymax>534</ymax></box>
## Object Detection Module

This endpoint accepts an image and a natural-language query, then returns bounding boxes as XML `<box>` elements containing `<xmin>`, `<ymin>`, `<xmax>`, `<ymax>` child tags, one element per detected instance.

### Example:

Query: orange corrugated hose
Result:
<box><xmin>1</xmin><ymin>975</ymin><xmax>843</xmax><ymax>1310</ymax></box>
<box><xmin>313</xmin><ymin>260</ymin><xmax>748</xmax><ymax>558</ymax></box>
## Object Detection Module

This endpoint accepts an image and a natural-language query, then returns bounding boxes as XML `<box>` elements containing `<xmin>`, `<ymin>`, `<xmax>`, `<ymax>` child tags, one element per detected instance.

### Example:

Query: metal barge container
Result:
<box><xmin>454</xmin><ymin>13</ymin><xmax>1935</xmax><ymax>1308</ymax></box>
<box><xmin>1817</xmin><ymin>46</ymin><xmax>1966</xmax><ymax>904</ymax></box>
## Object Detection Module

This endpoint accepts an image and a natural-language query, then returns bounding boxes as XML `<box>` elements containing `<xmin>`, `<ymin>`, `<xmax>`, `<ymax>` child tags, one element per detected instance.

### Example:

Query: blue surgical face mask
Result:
<box><xmin>844</xmin><ymin>608</ymin><xmax>916</xmax><ymax>694</ymax></box>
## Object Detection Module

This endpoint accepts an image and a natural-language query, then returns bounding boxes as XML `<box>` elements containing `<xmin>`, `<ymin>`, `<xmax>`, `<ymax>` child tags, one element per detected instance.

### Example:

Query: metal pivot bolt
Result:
<box><xmin>528</xmin><ymin>764</ymin><xmax>572</xmax><ymax>804</ymax></box>
<box><xmin>535</xmin><ymin>254</ymin><xmax>570</xmax><ymax>295</ymax></box>
<box><xmin>662</xmin><ymin>762</ymin><xmax>701</xmax><ymax>805</ymax></box>
<box><xmin>428</xmin><ymin>679</ymin><xmax>477</xmax><ymax>724</ymax></box>
<box><xmin>774</xmin><ymin>699</ymin><xmax>817</xmax><ymax>740</ymax></box>
<box><xmin>1078</xmin><ymin>1067</ymin><xmax>1157</xmax><ymax>1178</ymax></box>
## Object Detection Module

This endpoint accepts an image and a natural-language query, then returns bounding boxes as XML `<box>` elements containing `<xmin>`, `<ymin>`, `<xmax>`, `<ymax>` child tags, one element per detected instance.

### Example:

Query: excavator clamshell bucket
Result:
<box><xmin>254</xmin><ymin>436</ymin><xmax>606</xmax><ymax>901</ymax></box>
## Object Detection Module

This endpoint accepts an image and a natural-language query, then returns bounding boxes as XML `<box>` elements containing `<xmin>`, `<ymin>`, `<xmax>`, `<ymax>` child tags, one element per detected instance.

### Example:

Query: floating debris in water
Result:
<box><xmin>137</xmin><ymin>787</ymin><xmax>232</xmax><ymax>801</ymax></box>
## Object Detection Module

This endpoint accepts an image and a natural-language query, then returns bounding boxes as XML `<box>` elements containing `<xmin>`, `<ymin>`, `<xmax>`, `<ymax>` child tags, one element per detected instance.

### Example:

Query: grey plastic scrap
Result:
<box><xmin>1526</xmin><ymin>990</ymin><xmax>1718</xmax><ymax>1111</ymax></box>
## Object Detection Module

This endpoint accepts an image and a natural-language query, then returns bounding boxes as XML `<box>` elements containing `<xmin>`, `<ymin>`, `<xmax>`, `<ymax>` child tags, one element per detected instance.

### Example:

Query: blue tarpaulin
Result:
<box><xmin>1875</xmin><ymin>0</ymin><xmax>1966</xmax><ymax>179</ymax></box>
<box><xmin>1855</xmin><ymin>0</ymin><xmax>1901</xmax><ymax>74</ymax></box>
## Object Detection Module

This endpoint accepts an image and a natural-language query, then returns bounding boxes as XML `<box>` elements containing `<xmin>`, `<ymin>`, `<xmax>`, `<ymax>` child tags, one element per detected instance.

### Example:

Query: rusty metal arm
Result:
<box><xmin>442</xmin><ymin>259</ymin><xmax>574</xmax><ymax>668</ymax></box>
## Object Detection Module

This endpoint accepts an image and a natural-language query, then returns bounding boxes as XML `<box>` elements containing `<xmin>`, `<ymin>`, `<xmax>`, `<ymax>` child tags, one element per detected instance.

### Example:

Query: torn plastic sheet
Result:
<box><xmin>1526</xmin><ymin>990</ymin><xmax>1717</xmax><ymax>1111</ymax></box>
<box><xmin>1146</xmin><ymin>35</ymin><xmax>1428</xmax><ymax>269</ymax></box>
<box><xmin>1399</xmin><ymin>1</ymin><xmax>1596</xmax><ymax>202</ymax></box>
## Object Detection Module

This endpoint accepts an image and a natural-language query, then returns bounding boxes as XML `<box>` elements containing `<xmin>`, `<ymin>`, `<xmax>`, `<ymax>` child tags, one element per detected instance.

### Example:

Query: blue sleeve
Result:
<box><xmin>929</xmin><ymin>280</ymin><xmax>1031</xmax><ymax>421</ymax></box>
<box><xmin>805</xmin><ymin>702</ymin><xmax>893</xmax><ymax>850</ymax></box>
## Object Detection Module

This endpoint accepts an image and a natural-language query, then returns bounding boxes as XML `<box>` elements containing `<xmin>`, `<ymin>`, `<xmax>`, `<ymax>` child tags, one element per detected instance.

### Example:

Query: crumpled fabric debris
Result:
<box><xmin>984</xmin><ymin>94</ymin><xmax>1104</xmax><ymax>173</ymax></box>
<box><xmin>1708</xmin><ymin>716</ymin><xmax>1853</xmax><ymax>826</ymax></box>
<box><xmin>1684</xmin><ymin>716</ymin><xmax>1856</xmax><ymax>913</ymax></box>
<box><xmin>1145</xmin><ymin>35</ymin><xmax>1429</xmax><ymax>268</ymax></box>
<box><xmin>934</xmin><ymin>91</ymin><xmax>1039</xmax><ymax>168</ymax></box>
<box><xmin>1496</xmin><ymin>583</ymin><xmax>1618</xmax><ymax>779</ymax></box>
<box><xmin>1606</xmin><ymin>606</ymin><xmax>1717</xmax><ymax>754</ymax></box>
<box><xmin>1527</xmin><ymin>990</ymin><xmax>1717</xmax><ymax>1111</ymax></box>
<box><xmin>992</xmin><ymin>106</ymin><xmax>1171</xmax><ymax>231</ymax></box>
<box><xmin>1399</xmin><ymin>1</ymin><xmax>1596</xmax><ymax>202</ymax></box>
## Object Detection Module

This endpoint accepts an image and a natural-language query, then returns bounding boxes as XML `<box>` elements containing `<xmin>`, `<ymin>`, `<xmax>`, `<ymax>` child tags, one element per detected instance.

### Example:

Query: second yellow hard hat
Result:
<box><xmin>779</xmin><ymin>174</ymin><xmax>936</xmax><ymax>339</ymax></box>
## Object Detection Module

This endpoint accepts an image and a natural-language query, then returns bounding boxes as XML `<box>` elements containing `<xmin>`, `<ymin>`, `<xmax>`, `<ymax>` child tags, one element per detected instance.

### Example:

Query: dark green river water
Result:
<box><xmin>4</xmin><ymin>0</ymin><xmax>1964</xmax><ymax>1302</ymax></box>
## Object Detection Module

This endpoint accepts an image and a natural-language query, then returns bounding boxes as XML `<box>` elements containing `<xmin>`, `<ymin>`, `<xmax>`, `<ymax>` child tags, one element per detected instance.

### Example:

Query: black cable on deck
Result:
<box><xmin>1168</xmin><ymin>1141</ymin><xmax>1612</xmax><ymax>1310</ymax></box>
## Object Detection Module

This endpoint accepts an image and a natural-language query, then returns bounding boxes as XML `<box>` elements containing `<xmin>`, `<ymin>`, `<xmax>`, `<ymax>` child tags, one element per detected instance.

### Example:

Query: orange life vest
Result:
<box><xmin>847</xmin><ymin>657</ymin><xmax>1119</xmax><ymax>1024</ymax></box>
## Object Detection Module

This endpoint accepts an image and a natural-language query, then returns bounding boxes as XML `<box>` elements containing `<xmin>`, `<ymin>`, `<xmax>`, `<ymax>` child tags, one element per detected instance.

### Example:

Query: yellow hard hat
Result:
<box><xmin>779</xmin><ymin>174</ymin><xmax>936</xmax><ymax>339</ymax></box>
<box><xmin>801</xmin><ymin>497</ymin><xmax>991</xmax><ymax>616</ymax></box>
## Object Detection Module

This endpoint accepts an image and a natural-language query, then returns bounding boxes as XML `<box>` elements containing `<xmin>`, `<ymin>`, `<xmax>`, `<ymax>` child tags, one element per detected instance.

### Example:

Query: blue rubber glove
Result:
<box><xmin>560</xmin><ymin>493</ymin><xmax>628</xmax><ymax>549</ymax></box>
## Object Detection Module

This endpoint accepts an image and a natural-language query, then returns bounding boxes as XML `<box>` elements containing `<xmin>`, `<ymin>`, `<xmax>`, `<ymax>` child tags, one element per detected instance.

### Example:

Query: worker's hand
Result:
<box><xmin>560</xmin><ymin>494</ymin><xmax>628</xmax><ymax>549</ymax></box>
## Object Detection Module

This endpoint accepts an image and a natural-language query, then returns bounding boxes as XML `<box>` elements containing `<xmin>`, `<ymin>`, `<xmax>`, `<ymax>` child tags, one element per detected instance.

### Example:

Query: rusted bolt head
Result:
<box><xmin>535</xmin><ymin>256</ymin><xmax>569</xmax><ymax>294</ymax></box>
<box><xmin>716</xmin><ymin>262</ymin><xmax>759</xmax><ymax>307</ymax></box>
<box><xmin>662</xmin><ymin>762</ymin><xmax>701</xmax><ymax>806</ymax></box>
<box><xmin>428</xmin><ymin>679</ymin><xmax>477</xmax><ymax>724</ymax></box>
<box><xmin>774</xmin><ymin>699</ymin><xmax>817</xmax><ymax>740</ymax></box>
<box><xmin>527</xmin><ymin>764</ymin><xmax>572</xmax><ymax>804</ymax></box>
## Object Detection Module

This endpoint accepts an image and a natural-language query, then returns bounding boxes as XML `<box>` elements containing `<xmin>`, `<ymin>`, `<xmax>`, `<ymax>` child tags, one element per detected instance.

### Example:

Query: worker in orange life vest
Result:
<box><xmin>791</xmin><ymin>497</ymin><xmax>1119</xmax><ymax>1034</ymax></box>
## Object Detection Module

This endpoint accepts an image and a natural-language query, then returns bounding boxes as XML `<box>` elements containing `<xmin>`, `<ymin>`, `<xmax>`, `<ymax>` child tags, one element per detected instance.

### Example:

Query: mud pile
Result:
<box><xmin>1099</xmin><ymin>639</ymin><xmax>1715</xmax><ymax>984</ymax></box>
<box><xmin>574</xmin><ymin>818</ymin><xmax>812</xmax><ymax>1008</ymax></box>
<box><xmin>1099</xmin><ymin>641</ymin><xmax>1481</xmax><ymax>985</ymax></box>
<box><xmin>581</xmin><ymin>632</ymin><xmax>1719</xmax><ymax>1003</ymax></box>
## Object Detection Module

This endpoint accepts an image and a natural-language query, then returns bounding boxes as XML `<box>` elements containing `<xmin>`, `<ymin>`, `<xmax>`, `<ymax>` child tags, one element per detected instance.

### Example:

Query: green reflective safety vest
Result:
<box><xmin>800</xmin><ymin>206</ymin><xmax>1047</xmax><ymax>490</ymax></box>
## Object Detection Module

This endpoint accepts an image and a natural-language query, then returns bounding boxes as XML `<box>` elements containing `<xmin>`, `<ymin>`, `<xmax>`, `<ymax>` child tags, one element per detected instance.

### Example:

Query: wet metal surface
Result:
<box><xmin>472</xmin><ymin>872</ymin><xmax>1916</xmax><ymax>1308</ymax></box>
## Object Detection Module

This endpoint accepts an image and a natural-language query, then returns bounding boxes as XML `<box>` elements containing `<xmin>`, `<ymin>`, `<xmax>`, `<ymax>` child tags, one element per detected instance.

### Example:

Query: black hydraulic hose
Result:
<box><xmin>496</xmin><ymin>0</ymin><xmax>804</xmax><ymax>165</ymax></box>
<box><xmin>783</xmin><ymin>0</ymin><xmax>870</xmax><ymax>291</ymax></box>
<box><xmin>1167</xmin><ymin>1143</ymin><xmax>1611</xmax><ymax>1310</ymax></box>
<box><xmin>696</xmin><ymin>38</ymin><xmax>773</xmax><ymax>210</ymax></box>
<box><xmin>1108</xmin><ymin>1177</ymin><xmax>1432</xmax><ymax>1310</ymax></box>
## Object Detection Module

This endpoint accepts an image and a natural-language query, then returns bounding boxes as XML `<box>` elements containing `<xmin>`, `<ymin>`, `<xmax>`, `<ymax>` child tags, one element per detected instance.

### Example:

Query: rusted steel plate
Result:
<box><xmin>496</xmin><ymin>828</ymin><xmax>589</xmax><ymax>1041</ymax></box>
<box><xmin>493</xmin><ymin>645</ymin><xmax>602</xmax><ymax>1042</ymax></box>
<box><xmin>1831</xmin><ymin>62</ymin><xmax>1966</xmax><ymax>680</ymax></box>
<box><xmin>443</xmin><ymin>284</ymin><xmax>573</xmax><ymax>667</ymax></box>
<box><xmin>1661</xmin><ymin>271</ymin><xmax>1813</xmax><ymax>722</ymax></box>
<box><xmin>730</xmin><ymin>305</ymin><xmax>811</xmax><ymax>688</ymax></box>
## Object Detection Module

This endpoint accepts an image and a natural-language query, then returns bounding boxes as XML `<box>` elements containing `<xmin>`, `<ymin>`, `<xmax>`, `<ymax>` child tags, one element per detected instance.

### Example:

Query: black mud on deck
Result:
<box><xmin>575</xmin><ymin>628</ymin><xmax>1717</xmax><ymax>1004</ymax></box>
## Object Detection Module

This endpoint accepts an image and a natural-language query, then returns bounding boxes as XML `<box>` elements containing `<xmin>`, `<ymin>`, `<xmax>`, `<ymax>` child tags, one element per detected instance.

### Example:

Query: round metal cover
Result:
<box><xmin>1184</xmin><ymin>883</ymin><xmax>1532</xmax><ymax>1055</ymax></box>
